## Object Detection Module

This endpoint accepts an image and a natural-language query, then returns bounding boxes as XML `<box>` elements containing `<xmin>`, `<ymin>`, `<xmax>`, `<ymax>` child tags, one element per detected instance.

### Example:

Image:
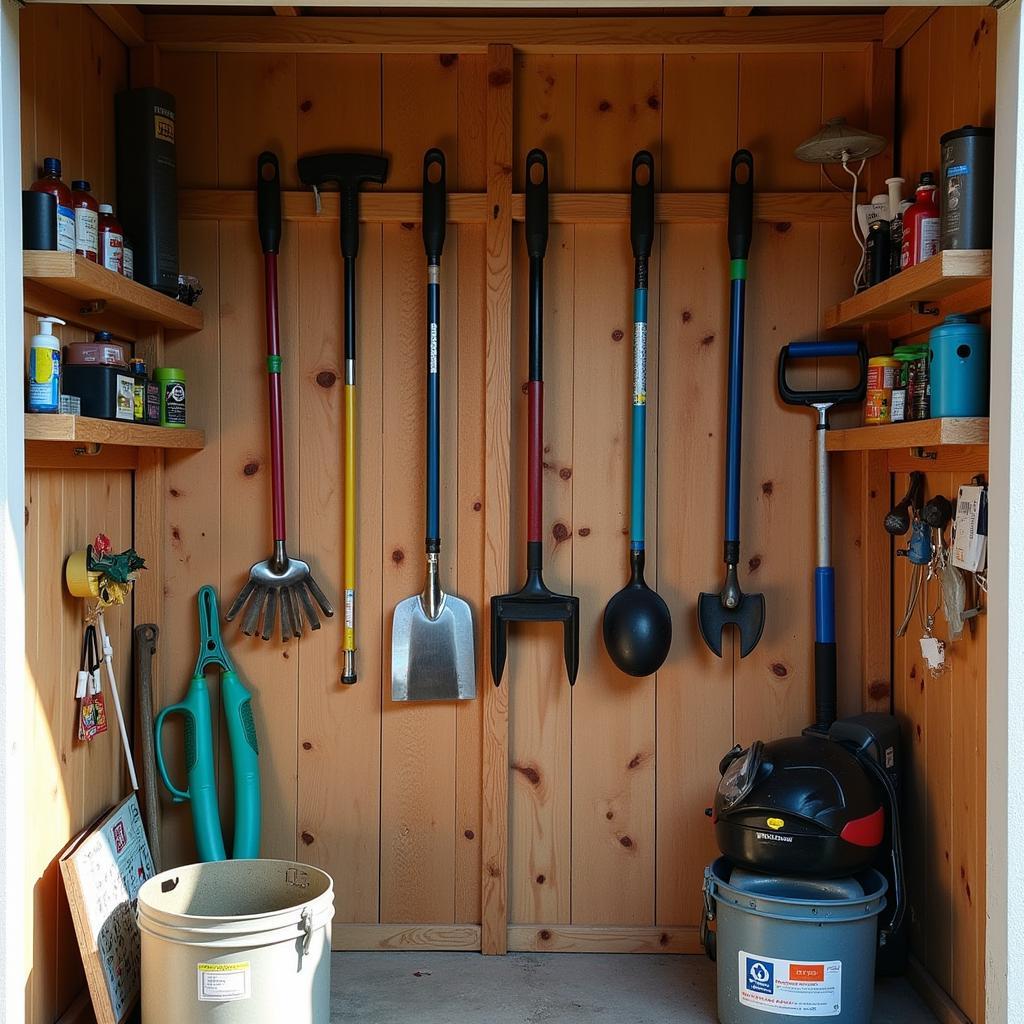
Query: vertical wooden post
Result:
<box><xmin>481</xmin><ymin>41</ymin><xmax>514</xmax><ymax>957</ymax></box>
<box><xmin>864</xmin><ymin>41</ymin><xmax>896</xmax><ymax>198</ymax></box>
<box><xmin>860</xmin><ymin>449</ymin><xmax>892</xmax><ymax>713</ymax></box>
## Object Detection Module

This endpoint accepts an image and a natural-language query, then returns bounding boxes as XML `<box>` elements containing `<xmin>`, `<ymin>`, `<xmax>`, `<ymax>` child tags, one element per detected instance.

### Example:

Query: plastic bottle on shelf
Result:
<box><xmin>27</xmin><ymin>316</ymin><xmax>66</xmax><ymax>414</ymax></box>
<box><xmin>98</xmin><ymin>204</ymin><xmax>124</xmax><ymax>274</ymax></box>
<box><xmin>900</xmin><ymin>172</ymin><xmax>940</xmax><ymax>270</ymax></box>
<box><xmin>123</xmin><ymin>238</ymin><xmax>134</xmax><ymax>280</ymax></box>
<box><xmin>71</xmin><ymin>180</ymin><xmax>99</xmax><ymax>262</ymax></box>
<box><xmin>31</xmin><ymin>158</ymin><xmax>75</xmax><ymax>253</ymax></box>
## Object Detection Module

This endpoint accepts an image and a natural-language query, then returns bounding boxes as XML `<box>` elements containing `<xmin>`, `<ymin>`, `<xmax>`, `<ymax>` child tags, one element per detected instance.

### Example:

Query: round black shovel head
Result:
<box><xmin>603</xmin><ymin>581</ymin><xmax>672</xmax><ymax>677</ymax></box>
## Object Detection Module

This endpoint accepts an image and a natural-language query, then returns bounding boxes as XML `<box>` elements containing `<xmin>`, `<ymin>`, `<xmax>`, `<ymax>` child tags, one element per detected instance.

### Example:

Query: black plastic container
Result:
<box><xmin>940</xmin><ymin>125</ymin><xmax>994</xmax><ymax>250</ymax></box>
<box><xmin>23</xmin><ymin>191</ymin><xmax>57</xmax><ymax>250</ymax></box>
<box><xmin>115</xmin><ymin>87</ymin><xmax>178</xmax><ymax>294</ymax></box>
<box><xmin>866</xmin><ymin>219</ymin><xmax>891</xmax><ymax>287</ymax></box>
<box><xmin>62</xmin><ymin>364</ymin><xmax>137</xmax><ymax>422</ymax></box>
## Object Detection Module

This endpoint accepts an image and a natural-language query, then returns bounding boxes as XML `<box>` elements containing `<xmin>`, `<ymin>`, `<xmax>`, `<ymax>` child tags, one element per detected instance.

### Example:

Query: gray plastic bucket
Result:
<box><xmin>705</xmin><ymin>858</ymin><xmax>887</xmax><ymax>1024</ymax></box>
<box><xmin>138</xmin><ymin>859</ymin><xmax>335</xmax><ymax>1024</ymax></box>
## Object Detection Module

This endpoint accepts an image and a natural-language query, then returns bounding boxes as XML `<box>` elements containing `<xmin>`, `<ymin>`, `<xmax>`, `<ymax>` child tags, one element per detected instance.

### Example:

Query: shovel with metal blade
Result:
<box><xmin>226</xmin><ymin>152</ymin><xmax>334</xmax><ymax>642</ymax></box>
<box><xmin>697</xmin><ymin>150</ymin><xmax>766</xmax><ymax>659</ymax></box>
<box><xmin>392</xmin><ymin>150</ymin><xmax>476</xmax><ymax>702</ymax></box>
<box><xmin>491</xmin><ymin>150</ymin><xmax>580</xmax><ymax>687</ymax></box>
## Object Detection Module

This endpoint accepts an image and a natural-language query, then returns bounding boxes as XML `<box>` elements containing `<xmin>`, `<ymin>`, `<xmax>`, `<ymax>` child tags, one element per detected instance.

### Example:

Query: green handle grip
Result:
<box><xmin>221</xmin><ymin>670</ymin><xmax>261</xmax><ymax>859</ymax></box>
<box><xmin>154</xmin><ymin>674</ymin><xmax>227</xmax><ymax>863</ymax></box>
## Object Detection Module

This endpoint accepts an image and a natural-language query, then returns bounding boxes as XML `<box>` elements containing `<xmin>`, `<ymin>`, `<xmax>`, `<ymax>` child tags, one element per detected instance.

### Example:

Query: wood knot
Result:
<box><xmin>536</xmin><ymin>874</ymin><xmax>546</xmax><ymax>884</ymax></box>
<box><xmin>619</xmin><ymin>835</ymin><xmax>634</xmax><ymax>849</ymax></box>
<box><xmin>521</xmin><ymin>381</ymin><xmax>529</xmax><ymax>395</ymax></box>
<box><xmin>682</xmin><ymin>310</ymin><xmax>692</xmax><ymax>323</ymax></box>
<box><xmin>612</xmin><ymin>328</ymin><xmax>624</xmax><ymax>342</ymax></box>
<box><xmin>513</xmin><ymin>762</ymin><xmax>541</xmax><ymax>786</ymax></box>
<box><xmin>487</xmin><ymin>861</ymin><xmax>501</xmax><ymax>878</ymax></box>
<box><xmin>493</xmin><ymin>203</ymin><xmax>501</xmax><ymax>220</ymax></box>
<box><xmin>647</xmin><ymin>95</ymin><xmax>660</xmax><ymax>110</ymax></box>
<box><xmin>243</xmin><ymin>460</ymin><xmax>260</xmax><ymax>476</ymax></box>
<box><xmin>171</xmin><ymin>526</ymin><xmax>181</xmax><ymax>543</ymax></box>
<box><xmin>867</xmin><ymin>680</ymin><xmax>890</xmax><ymax>700</ymax></box>
<box><xmin>701</xmin><ymin>334</ymin><xmax>715</xmax><ymax>346</ymax></box>
<box><xmin>628</xmin><ymin>751</ymin><xmax>651</xmax><ymax>770</ymax></box>
<box><xmin>539</xmin><ymin>929</ymin><xmax>551</xmax><ymax>941</ymax></box>
<box><xmin>578</xmin><ymin>527</ymin><xmax>591</xmax><ymax>537</ymax></box>
<box><xmin>775</xmin><ymin>222</ymin><xmax>792</xmax><ymax>234</ymax></box>
<box><xmin>439</xmin><ymin>53</ymin><xmax>458</xmax><ymax>68</ymax></box>
<box><xmin>300</xmin><ymin>831</ymin><xmax>314</xmax><ymax>845</ymax></box>
<box><xmin>540</xmin><ymin>111</ymin><xmax>551</xmax><ymax>122</ymax></box>
<box><xmin>392</xmin><ymin>549</ymin><xmax>405</xmax><ymax>564</ymax></box>
<box><xmin>169</xmin><ymin>487</ymin><xmax>181</xmax><ymax>497</ymax></box>
<box><xmin>552</xmin><ymin>521</ymin><xmax>569</xmax><ymax>543</ymax></box>
<box><xmin>464</xmin><ymin>829</ymin><xmax>475</xmax><ymax>840</ymax></box>
<box><xmin>598</xmin><ymin>99</ymin><xmax>612</xmax><ymax>112</ymax></box>
<box><xmin>316</xmin><ymin>370</ymin><xmax>337</xmax><ymax>388</ymax></box>
<box><xmin>659</xmin><ymin>932</ymin><xmax>669</xmax><ymax>946</ymax></box>
<box><xmin>916</xmin><ymin>724</ymin><xmax>923</xmax><ymax>740</ymax></box>
<box><xmin>488</xmin><ymin>67</ymin><xmax>512</xmax><ymax>87</ymax></box>
<box><xmin>762</xmin><ymin>480</ymin><xmax>774</xmax><ymax>496</ymax></box>
<box><xmin>559</xmin><ymin>467</ymin><xmax>572</xmax><ymax>480</ymax></box>
<box><xmin>771</xmin><ymin>662</ymin><xmax>788</xmax><ymax>678</ymax></box>
<box><xmin>401</xmin><ymin>222</ymin><xmax>415</xmax><ymax>231</ymax></box>
<box><xmin>473</xmin><ymin>501</ymin><xmax>482</xmax><ymax>512</ymax></box>
<box><xmin>748</xmin><ymin>555</ymin><xmax>762</xmax><ymax>573</ymax></box>
<box><xmin>606</xmin><ymin>810</ymin><xmax>614</xmax><ymax>820</ymax></box>
<box><xmin>299</xmin><ymin>99</ymin><xmax>313</xmax><ymax>113</ymax></box>
<box><xmin>302</xmin><ymin>741</ymin><xmax>313</xmax><ymax>750</ymax></box>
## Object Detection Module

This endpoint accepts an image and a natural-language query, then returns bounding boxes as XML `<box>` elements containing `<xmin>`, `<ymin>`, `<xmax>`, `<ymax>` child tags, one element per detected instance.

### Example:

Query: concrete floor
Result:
<box><xmin>331</xmin><ymin>952</ymin><xmax>937</xmax><ymax>1023</ymax></box>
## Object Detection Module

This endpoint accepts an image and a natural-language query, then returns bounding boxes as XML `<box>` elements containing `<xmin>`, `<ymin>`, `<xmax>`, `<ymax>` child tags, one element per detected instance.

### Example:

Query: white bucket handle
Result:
<box><xmin>300</xmin><ymin>908</ymin><xmax>312</xmax><ymax>956</ymax></box>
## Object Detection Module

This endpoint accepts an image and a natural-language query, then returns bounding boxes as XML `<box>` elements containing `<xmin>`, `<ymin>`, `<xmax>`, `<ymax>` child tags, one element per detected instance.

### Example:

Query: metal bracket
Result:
<box><xmin>73</xmin><ymin>443</ymin><xmax>103</xmax><ymax>457</ymax></box>
<box><xmin>916</xmin><ymin>302</ymin><xmax>940</xmax><ymax>317</ymax></box>
<box><xmin>910</xmin><ymin>447</ymin><xmax>938</xmax><ymax>460</ymax></box>
<box><xmin>80</xmin><ymin>299</ymin><xmax>107</xmax><ymax>316</ymax></box>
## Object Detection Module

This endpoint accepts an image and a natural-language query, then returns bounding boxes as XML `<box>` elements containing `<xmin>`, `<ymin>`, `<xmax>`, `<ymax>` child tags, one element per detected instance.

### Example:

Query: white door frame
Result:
<box><xmin>0</xmin><ymin>2</ymin><xmax>1021</xmax><ymax>1021</ymax></box>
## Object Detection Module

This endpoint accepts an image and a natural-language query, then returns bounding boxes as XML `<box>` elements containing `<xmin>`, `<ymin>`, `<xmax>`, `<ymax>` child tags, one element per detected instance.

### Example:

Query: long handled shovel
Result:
<box><xmin>298</xmin><ymin>151</ymin><xmax>389</xmax><ymax>684</ymax></box>
<box><xmin>491</xmin><ymin>149</ymin><xmax>580</xmax><ymax>687</ymax></box>
<box><xmin>391</xmin><ymin>149</ymin><xmax>476</xmax><ymax>702</ymax></box>
<box><xmin>697</xmin><ymin>149</ymin><xmax>766</xmax><ymax>658</ymax></box>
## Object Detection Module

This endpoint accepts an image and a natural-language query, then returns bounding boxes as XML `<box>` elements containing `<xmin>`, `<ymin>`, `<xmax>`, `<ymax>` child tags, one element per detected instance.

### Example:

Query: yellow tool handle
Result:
<box><xmin>343</xmin><ymin>383</ymin><xmax>357</xmax><ymax>683</ymax></box>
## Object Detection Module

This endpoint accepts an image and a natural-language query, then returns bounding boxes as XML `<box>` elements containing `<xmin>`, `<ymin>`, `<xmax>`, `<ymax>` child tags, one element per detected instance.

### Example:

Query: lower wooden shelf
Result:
<box><xmin>826</xmin><ymin>417</ymin><xmax>989</xmax><ymax>452</ymax></box>
<box><xmin>24</xmin><ymin>414</ymin><xmax>205</xmax><ymax>450</ymax></box>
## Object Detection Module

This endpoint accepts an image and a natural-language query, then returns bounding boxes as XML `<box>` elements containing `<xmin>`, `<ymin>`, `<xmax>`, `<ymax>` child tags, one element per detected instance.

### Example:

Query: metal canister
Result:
<box><xmin>865</xmin><ymin>356</ymin><xmax>900</xmax><ymax>425</ymax></box>
<box><xmin>940</xmin><ymin>125</ymin><xmax>994</xmax><ymax>250</ymax></box>
<box><xmin>866</xmin><ymin>219</ymin><xmax>891</xmax><ymax>287</ymax></box>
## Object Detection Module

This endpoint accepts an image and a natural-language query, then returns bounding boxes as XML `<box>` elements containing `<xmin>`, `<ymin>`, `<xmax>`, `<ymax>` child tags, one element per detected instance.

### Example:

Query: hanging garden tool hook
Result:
<box><xmin>297</xmin><ymin>149</ymin><xmax>389</xmax><ymax>684</ymax></box>
<box><xmin>491</xmin><ymin>149</ymin><xmax>580</xmax><ymax>687</ymax></box>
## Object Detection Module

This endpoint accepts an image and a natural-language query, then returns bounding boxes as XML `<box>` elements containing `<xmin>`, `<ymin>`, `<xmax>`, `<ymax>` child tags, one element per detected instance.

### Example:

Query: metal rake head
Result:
<box><xmin>226</xmin><ymin>546</ymin><xmax>333</xmax><ymax>642</ymax></box>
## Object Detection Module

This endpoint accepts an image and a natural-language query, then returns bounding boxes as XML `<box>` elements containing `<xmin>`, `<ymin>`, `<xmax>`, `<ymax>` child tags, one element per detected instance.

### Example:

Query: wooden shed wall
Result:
<box><xmin>892</xmin><ymin>10</ymin><xmax>995</xmax><ymax>1024</ymax></box>
<box><xmin>156</xmin><ymin>40</ymin><xmax>876</xmax><ymax>948</ymax></box>
<box><xmin>19</xmin><ymin>10</ymin><xmax>130</xmax><ymax>1023</ymax></box>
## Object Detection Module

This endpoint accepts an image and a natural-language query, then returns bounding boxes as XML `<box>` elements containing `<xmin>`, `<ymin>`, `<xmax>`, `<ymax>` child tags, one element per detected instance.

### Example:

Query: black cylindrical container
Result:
<box><xmin>940</xmin><ymin>125</ymin><xmax>994</xmax><ymax>250</ymax></box>
<box><xmin>23</xmin><ymin>190</ymin><xmax>57</xmax><ymax>250</ymax></box>
<box><xmin>866</xmin><ymin>219</ymin><xmax>891</xmax><ymax>288</ymax></box>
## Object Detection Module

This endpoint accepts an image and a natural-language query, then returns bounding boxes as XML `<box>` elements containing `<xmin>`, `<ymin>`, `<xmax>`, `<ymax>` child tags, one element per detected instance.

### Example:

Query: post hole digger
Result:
<box><xmin>298</xmin><ymin>150</ymin><xmax>390</xmax><ymax>684</ymax></box>
<box><xmin>491</xmin><ymin>150</ymin><xmax>580</xmax><ymax>688</ymax></box>
<box><xmin>226</xmin><ymin>152</ymin><xmax>334</xmax><ymax>642</ymax></box>
<box><xmin>697</xmin><ymin>150</ymin><xmax>766</xmax><ymax>659</ymax></box>
<box><xmin>391</xmin><ymin>150</ymin><xmax>476</xmax><ymax>702</ymax></box>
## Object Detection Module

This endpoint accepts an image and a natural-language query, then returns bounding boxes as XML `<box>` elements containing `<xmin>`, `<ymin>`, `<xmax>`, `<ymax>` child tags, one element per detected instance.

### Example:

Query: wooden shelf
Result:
<box><xmin>826</xmin><ymin>417</ymin><xmax>989</xmax><ymax>452</ymax></box>
<box><xmin>23</xmin><ymin>251</ymin><xmax>204</xmax><ymax>332</ymax></box>
<box><xmin>823</xmin><ymin>250</ymin><xmax>992</xmax><ymax>330</ymax></box>
<box><xmin>24</xmin><ymin>414</ymin><xmax>205</xmax><ymax>450</ymax></box>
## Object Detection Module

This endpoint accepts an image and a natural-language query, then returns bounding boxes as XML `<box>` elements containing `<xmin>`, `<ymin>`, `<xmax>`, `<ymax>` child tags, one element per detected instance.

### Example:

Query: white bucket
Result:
<box><xmin>137</xmin><ymin>859</ymin><xmax>335</xmax><ymax>1024</ymax></box>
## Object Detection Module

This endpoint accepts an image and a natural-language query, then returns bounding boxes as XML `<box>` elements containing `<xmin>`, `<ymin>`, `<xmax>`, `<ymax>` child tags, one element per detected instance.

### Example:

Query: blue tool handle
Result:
<box><xmin>222</xmin><ymin>669</ymin><xmax>261</xmax><ymax>859</ymax></box>
<box><xmin>777</xmin><ymin>341</ymin><xmax>868</xmax><ymax>409</ymax></box>
<box><xmin>813</xmin><ymin>567</ymin><xmax>838</xmax><ymax>730</ymax></box>
<box><xmin>724</xmin><ymin>276</ymin><xmax>746</xmax><ymax>548</ymax></box>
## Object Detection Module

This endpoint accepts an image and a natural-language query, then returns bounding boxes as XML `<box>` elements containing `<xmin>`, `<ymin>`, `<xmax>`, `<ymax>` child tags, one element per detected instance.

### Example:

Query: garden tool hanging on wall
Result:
<box><xmin>491</xmin><ymin>149</ymin><xmax>580</xmax><ymax>687</ymax></box>
<box><xmin>298</xmin><ymin>149</ymin><xmax>389</xmax><ymax>684</ymax></box>
<box><xmin>156</xmin><ymin>586</ymin><xmax>261</xmax><ymax>862</ymax></box>
<box><xmin>226</xmin><ymin>152</ymin><xmax>334</xmax><ymax>642</ymax></box>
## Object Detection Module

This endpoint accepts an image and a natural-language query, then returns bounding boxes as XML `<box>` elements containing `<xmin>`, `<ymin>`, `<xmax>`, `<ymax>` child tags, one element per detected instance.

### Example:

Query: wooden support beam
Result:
<box><xmin>143</xmin><ymin>14</ymin><xmax>882</xmax><ymax>54</ymax></box>
<box><xmin>881</xmin><ymin>6</ymin><xmax>937</xmax><ymax>49</ymax></box>
<box><xmin>508</xmin><ymin>925</ymin><xmax>702</xmax><ymax>954</ymax></box>
<box><xmin>89</xmin><ymin>4</ymin><xmax>146</xmax><ymax>47</ymax></box>
<box><xmin>481</xmin><ymin>41</ymin><xmax>513</xmax><ymax>959</ymax></box>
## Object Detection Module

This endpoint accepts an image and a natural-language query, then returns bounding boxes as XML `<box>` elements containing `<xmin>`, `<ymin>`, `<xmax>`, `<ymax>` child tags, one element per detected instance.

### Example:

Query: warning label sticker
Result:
<box><xmin>197</xmin><ymin>961</ymin><xmax>251</xmax><ymax>1002</ymax></box>
<box><xmin>738</xmin><ymin>951</ymin><xmax>841</xmax><ymax>1017</ymax></box>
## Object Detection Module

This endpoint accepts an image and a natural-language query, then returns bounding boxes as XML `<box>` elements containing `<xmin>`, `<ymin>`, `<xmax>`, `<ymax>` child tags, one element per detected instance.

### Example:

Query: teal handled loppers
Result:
<box><xmin>155</xmin><ymin>586</ymin><xmax>261</xmax><ymax>861</ymax></box>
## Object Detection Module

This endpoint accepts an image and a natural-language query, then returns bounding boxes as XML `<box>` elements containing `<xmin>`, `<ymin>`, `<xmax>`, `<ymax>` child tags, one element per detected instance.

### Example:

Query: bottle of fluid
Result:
<box><xmin>901</xmin><ymin>172</ymin><xmax>941</xmax><ymax>270</ymax></box>
<box><xmin>98</xmin><ymin>204</ymin><xmax>124</xmax><ymax>273</ymax></box>
<box><xmin>31</xmin><ymin>159</ymin><xmax>76</xmax><ymax>253</ymax></box>
<box><xmin>71</xmin><ymin>180</ymin><xmax>99</xmax><ymax>262</ymax></box>
<box><xmin>27</xmin><ymin>316</ymin><xmax>66</xmax><ymax>413</ymax></box>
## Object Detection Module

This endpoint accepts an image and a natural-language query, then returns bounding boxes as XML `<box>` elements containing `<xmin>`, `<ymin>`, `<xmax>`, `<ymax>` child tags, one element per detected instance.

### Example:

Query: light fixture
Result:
<box><xmin>795</xmin><ymin>117</ymin><xmax>888</xmax><ymax>291</ymax></box>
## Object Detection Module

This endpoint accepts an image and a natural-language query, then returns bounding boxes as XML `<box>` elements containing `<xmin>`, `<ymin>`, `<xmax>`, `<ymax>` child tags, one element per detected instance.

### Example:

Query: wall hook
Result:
<box><xmin>74</xmin><ymin>443</ymin><xmax>103</xmax><ymax>457</ymax></box>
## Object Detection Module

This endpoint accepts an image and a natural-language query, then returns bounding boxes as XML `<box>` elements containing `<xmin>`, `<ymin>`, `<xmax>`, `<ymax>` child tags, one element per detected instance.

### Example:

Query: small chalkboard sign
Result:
<box><xmin>60</xmin><ymin>794</ymin><xmax>155</xmax><ymax>1024</ymax></box>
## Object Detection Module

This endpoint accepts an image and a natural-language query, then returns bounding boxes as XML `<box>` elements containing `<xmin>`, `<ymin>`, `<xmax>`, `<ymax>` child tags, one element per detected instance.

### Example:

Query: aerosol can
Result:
<box><xmin>27</xmin><ymin>316</ymin><xmax>66</xmax><ymax>413</ymax></box>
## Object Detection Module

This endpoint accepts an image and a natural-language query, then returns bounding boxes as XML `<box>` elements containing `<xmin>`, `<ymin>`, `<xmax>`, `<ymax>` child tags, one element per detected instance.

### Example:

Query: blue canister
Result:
<box><xmin>929</xmin><ymin>315</ymin><xmax>989</xmax><ymax>417</ymax></box>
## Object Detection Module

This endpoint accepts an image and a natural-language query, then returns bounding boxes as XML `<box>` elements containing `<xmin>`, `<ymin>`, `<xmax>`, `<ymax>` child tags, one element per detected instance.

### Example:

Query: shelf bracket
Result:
<box><xmin>915</xmin><ymin>301</ymin><xmax>940</xmax><ymax>317</ymax></box>
<box><xmin>80</xmin><ymin>299</ymin><xmax>107</xmax><ymax>317</ymax></box>
<box><xmin>910</xmin><ymin>446</ymin><xmax>938</xmax><ymax>460</ymax></box>
<box><xmin>73</xmin><ymin>443</ymin><xmax>103</xmax><ymax>457</ymax></box>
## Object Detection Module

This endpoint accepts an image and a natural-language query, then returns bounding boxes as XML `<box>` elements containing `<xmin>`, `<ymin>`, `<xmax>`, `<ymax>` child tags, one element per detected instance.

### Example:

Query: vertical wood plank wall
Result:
<box><xmin>19</xmin><ymin>9</ymin><xmax>130</xmax><ymax>1024</ymax></box>
<box><xmin>893</xmin><ymin>10</ymin><xmax>995</xmax><ymax>1024</ymax></box>
<box><xmin>158</xmin><ymin>40</ymin><xmax>876</xmax><ymax>949</ymax></box>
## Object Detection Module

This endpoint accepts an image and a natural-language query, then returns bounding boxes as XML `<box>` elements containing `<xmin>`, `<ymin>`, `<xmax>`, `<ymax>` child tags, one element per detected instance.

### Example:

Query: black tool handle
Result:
<box><xmin>525</xmin><ymin>149</ymin><xmax>548</xmax><ymax>261</ymax></box>
<box><xmin>257</xmin><ymin>151</ymin><xmax>282</xmax><ymax>255</ymax></box>
<box><xmin>777</xmin><ymin>341</ymin><xmax>868</xmax><ymax>408</ymax></box>
<box><xmin>422</xmin><ymin>148</ymin><xmax>447</xmax><ymax>265</ymax></box>
<box><xmin>630</xmin><ymin>150</ymin><xmax>655</xmax><ymax>264</ymax></box>
<box><xmin>728</xmin><ymin>149</ymin><xmax>754</xmax><ymax>262</ymax></box>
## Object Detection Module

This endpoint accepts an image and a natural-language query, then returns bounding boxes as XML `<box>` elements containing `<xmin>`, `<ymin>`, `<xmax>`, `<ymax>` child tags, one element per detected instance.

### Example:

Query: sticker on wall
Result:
<box><xmin>738</xmin><ymin>951</ymin><xmax>841</xmax><ymax>1017</ymax></box>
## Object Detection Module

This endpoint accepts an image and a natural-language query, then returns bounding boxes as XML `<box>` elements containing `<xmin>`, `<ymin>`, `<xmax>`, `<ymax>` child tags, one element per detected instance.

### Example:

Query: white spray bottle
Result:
<box><xmin>27</xmin><ymin>316</ymin><xmax>66</xmax><ymax>413</ymax></box>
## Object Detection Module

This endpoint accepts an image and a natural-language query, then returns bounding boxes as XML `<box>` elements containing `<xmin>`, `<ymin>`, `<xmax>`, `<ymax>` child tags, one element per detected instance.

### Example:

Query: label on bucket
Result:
<box><xmin>738</xmin><ymin>951</ymin><xmax>841</xmax><ymax>1017</ymax></box>
<box><xmin>197</xmin><ymin>961</ymin><xmax>251</xmax><ymax>1002</ymax></box>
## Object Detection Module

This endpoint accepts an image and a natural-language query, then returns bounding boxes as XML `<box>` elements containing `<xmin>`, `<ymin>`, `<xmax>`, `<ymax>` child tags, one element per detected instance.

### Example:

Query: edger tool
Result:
<box><xmin>298</xmin><ymin>150</ymin><xmax>389</xmax><ymax>684</ymax></box>
<box><xmin>155</xmin><ymin>586</ymin><xmax>261</xmax><ymax>862</ymax></box>
<box><xmin>491</xmin><ymin>149</ymin><xmax>580</xmax><ymax>687</ymax></box>
<box><xmin>226</xmin><ymin>151</ymin><xmax>334</xmax><ymax>642</ymax></box>
<box><xmin>697</xmin><ymin>150</ymin><xmax>766</xmax><ymax>659</ymax></box>
<box><xmin>391</xmin><ymin>150</ymin><xmax>476</xmax><ymax>702</ymax></box>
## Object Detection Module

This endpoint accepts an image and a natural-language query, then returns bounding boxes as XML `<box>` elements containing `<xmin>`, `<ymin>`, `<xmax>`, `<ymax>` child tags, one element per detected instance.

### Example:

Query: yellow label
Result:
<box><xmin>766</xmin><ymin>817</ymin><xmax>785</xmax><ymax>830</ymax></box>
<box><xmin>154</xmin><ymin>113</ymin><xmax>175</xmax><ymax>144</ymax></box>
<box><xmin>198</xmin><ymin>962</ymin><xmax>248</xmax><ymax>972</ymax></box>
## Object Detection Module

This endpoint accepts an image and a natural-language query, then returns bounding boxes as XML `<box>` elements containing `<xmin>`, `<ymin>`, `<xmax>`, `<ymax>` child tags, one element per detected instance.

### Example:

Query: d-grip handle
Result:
<box><xmin>257</xmin><ymin>151</ymin><xmax>282</xmax><ymax>255</ymax></box>
<box><xmin>630</xmin><ymin>150</ymin><xmax>655</xmax><ymax>262</ymax></box>
<box><xmin>154</xmin><ymin>702</ymin><xmax>191</xmax><ymax>803</ymax></box>
<box><xmin>728</xmin><ymin>149</ymin><xmax>754</xmax><ymax>262</ymax></box>
<box><xmin>777</xmin><ymin>340</ymin><xmax>868</xmax><ymax>408</ymax></box>
<box><xmin>422</xmin><ymin>148</ymin><xmax>446</xmax><ymax>264</ymax></box>
<box><xmin>525</xmin><ymin>149</ymin><xmax>548</xmax><ymax>260</ymax></box>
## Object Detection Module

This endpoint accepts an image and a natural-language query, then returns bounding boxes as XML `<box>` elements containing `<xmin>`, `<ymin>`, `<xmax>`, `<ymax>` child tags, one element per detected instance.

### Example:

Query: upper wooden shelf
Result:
<box><xmin>25</xmin><ymin>415</ymin><xmax>205</xmax><ymax>450</ymax></box>
<box><xmin>825</xmin><ymin>417</ymin><xmax>989</xmax><ymax>453</ymax></box>
<box><xmin>23</xmin><ymin>252</ymin><xmax>203</xmax><ymax>332</ymax></box>
<box><xmin>823</xmin><ymin>250</ymin><xmax>992</xmax><ymax>330</ymax></box>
